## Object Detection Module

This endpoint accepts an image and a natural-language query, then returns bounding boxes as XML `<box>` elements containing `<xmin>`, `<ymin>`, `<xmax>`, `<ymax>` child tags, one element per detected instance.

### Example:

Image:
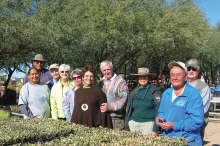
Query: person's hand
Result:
<box><xmin>151</xmin><ymin>131</ymin><xmax>158</xmax><ymax>137</ymax></box>
<box><xmin>32</xmin><ymin>117</ymin><xmax>40</xmax><ymax>120</ymax></box>
<box><xmin>156</xmin><ymin>117</ymin><xmax>164</xmax><ymax>127</ymax></box>
<box><xmin>100</xmin><ymin>103</ymin><xmax>109</xmax><ymax>112</ymax></box>
<box><xmin>161</xmin><ymin>122</ymin><xmax>173</xmax><ymax>130</ymax></box>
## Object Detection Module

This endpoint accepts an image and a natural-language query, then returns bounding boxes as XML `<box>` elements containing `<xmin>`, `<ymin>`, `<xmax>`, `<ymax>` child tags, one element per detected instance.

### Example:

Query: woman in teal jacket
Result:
<box><xmin>125</xmin><ymin>67</ymin><xmax>162</xmax><ymax>136</ymax></box>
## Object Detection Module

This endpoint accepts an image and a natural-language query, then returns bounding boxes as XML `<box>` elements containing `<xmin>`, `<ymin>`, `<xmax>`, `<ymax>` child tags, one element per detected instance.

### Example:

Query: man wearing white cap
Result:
<box><xmin>186</xmin><ymin>59</ymin><xmax>211</xmax><ymax>140</ymax></box>
<box><xmin>156</xmin><ymin>61</ymin><xmax>204</xmax><ymax>145</ymax></box>
<box><xmin>23</xmin><ymin>54</ymin><xmax>52</xmax><ymax>84</ymax></box>
<box><xmin>46</xmin><ymin>64</ymin><xmax>60</xmax><ymax>90</ymax></box>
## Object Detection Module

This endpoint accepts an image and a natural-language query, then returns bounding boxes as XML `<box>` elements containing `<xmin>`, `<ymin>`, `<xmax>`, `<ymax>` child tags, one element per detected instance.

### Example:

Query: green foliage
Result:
<box><xmin>34</xmin><ymin>125</ymin><xmax>187</xmax><ymax>145</ymax></box>
<box><xmin>0</xmin><ymin>118</ymin><xmax>75</xmax><ymax>145</ymax></box>
<box><xmin>1</xmin><ymin>0</ymin><xmax>219</xmax><ymax>85</ymax></box>
<box><xmin>0</xmin><ymin>110</ymin><xmax>10</xmax><ymax>119</ymax></box>
<box><xmin>0</xmin><ymin>118</ymin><xmax>187</xmax><ymax>145</ymax></box>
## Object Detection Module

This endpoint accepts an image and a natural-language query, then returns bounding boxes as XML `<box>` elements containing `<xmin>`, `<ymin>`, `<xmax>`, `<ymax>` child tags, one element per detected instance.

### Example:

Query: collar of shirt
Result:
<box><xmin>53</xmin><ymin>78</ymin><xmax>58</xmax><ymax>84</ymax></box>
<box><xmin>102</xmin><ymin>72</ymin><xmax>117</xmax><ymax>81</ymax></box>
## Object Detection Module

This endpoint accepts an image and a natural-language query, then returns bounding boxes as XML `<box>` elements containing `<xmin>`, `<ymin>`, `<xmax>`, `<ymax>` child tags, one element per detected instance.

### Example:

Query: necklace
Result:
<box><xmin>135</xmin><ymin>85</ymin><xmax>150</xmax><ymax>99</ymax></box>
<box><xmin>81</xmin><ymin>88</ymin><xmax>89</xmax><ymax>111</ymax></box>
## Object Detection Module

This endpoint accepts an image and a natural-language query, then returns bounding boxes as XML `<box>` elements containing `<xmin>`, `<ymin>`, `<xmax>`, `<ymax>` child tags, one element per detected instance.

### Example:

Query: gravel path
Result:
<box><xmin>204</xmin><ymin>121</ymin><xmax>220</xmax><ymax>146</ymax></box>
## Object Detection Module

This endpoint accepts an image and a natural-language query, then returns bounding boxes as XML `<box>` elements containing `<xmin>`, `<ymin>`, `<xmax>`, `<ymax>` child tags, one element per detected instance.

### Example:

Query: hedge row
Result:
<box><xmin>0</xmin><ymin>118</ymin><xmax>187</xmax><ymax>145</ymax></box>
<box><xmin>0</xmin><ymin>118</ymin><xmax>74</xmax><ymax>145</ymax></box>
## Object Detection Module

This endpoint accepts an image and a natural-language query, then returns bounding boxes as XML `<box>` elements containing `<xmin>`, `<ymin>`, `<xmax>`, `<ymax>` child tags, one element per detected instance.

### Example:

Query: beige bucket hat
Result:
<box><xmin>49</xmin><ymin>64</ymin><xmax>59</xmax><ymax>70</ymax></box>
<box><xmin>130</xmin><ymin>67</ymin><xmax>156</xmax><ymax>77</ymax></box>
<box><xmin>31</xmin><ymin>54</ymin><xmax>47</xmax><ymax>63</ymax></box>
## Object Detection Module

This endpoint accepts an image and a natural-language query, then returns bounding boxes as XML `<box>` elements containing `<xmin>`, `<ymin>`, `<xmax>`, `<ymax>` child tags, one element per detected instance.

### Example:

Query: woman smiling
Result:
<box><xmin>125</xmin><ymin>67</ymin><xmax>162</xmax><ymax>136</ymax></box>
<box><xmin>50</xmin><ymin>64</ymin><xmax>74</xmax><ymax>120</ymax></box>
<box><xmin>71</xmin><ymin>65</ymin><xmax>112</xmax><ymax>128</ymax></box>
<box><xmin>18</xmin><ymin>67</ymin><xmax>50</xmax><ymax>120</ymax></box>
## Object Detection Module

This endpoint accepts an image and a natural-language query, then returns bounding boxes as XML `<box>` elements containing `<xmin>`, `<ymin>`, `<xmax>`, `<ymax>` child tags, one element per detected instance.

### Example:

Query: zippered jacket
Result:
<box><xmin>50</xmin><ymin>79</ymin><xmax>74</xmax><ymax>119</ymax></box>
<box><xmin>125</xmin><ymin>84</ymin><xmax>162</xmax><ymax>131</ymax></box>
<box><xmin>158</xmin><ymin>82</ymin><xmax>204</xmax><ymax>142</ymax></box>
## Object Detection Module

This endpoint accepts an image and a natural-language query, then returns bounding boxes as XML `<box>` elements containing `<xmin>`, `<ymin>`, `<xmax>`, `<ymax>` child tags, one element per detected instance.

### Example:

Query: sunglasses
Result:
<box><xmin>187</xmin><ymin>67</ymin><xmax>197</xmax><ymax>72</ymax></box>
<box><xmin>35</xmin><ymin>61</ymin><xmax>44</xmax><ymax>64</ymax></box>
<box><xmin>61</xmin><ymin>71</ymin><xmax>69</xmax><ymax>73</ymax></box>
<box><xmin>72</xmin><ymin>76</ymin><xmax>81</xmax><ymax>80</ymax></box>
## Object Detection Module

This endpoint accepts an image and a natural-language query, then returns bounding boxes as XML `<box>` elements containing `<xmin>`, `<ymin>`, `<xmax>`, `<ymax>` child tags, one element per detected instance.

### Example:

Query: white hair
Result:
<box><xmin>100</xmin><ymin>60</ymin><xmax>113</xmax><ymax>70</ymax></box>
<box><xmin>59</xmin><ymin>64</ymin><xmax>70</xmax><ymax>74</ymax></box>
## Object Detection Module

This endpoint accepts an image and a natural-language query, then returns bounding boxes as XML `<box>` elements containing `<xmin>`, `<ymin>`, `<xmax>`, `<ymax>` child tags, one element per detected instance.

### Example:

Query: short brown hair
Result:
<box><xmin>82</xmin><ymin>65</ymin><xmax>96</xmax><ymax>77</ymax></box>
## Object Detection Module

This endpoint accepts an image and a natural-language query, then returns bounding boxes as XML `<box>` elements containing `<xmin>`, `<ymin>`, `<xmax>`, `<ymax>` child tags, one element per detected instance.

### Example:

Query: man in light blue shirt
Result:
<box><xmin>186</xmin><ymin>59</ymin><xmax>211</xmax><ymax>140</ymax></box>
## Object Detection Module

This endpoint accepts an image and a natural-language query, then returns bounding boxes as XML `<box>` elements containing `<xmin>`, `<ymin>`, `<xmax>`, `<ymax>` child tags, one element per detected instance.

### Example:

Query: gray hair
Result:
<box><xmin>100</xmin><ymin>60</ymin><xmax>113</xmax><ymax>70</ymax></box>
<box><xmin>59</xmin><ymin>64</ymin><xmax>70</xmax><ymax>75</ymax></box>
<box><xmin>171</xmin><ymin>66</ymin><xmax>187</xmax><ymax>75</ymax></box>
<box><xmin>70</xmin><ymin>68</ymin><xmax>82</xmax><ymax>79</ymax></box>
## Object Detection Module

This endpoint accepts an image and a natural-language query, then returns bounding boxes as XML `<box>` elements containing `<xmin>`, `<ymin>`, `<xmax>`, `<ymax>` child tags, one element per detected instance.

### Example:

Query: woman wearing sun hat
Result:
<box><xmin>124</xmin><ymin>67</ymin><xmax>162</xmax><ymax>136</ymax></box>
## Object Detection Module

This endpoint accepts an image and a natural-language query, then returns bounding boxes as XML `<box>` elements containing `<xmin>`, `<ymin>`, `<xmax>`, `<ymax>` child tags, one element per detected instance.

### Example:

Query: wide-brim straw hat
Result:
<box><xmin>30</xmin><ymin>54</ymin><xmax>47</xmax><ymax>63</ymax></box>
<box><xmin>130</xmin><ymin>67</ymin><xmax>156</xmax><ymax>77</ymax></box>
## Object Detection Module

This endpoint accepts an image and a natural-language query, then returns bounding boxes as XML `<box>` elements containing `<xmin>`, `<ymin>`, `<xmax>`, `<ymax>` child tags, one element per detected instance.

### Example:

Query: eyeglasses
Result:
<box><xmin>72</xmin><ymin>76</ymin><xmax>81</xmax><ymax>80</ymax></box>
<box><xmin>35</xmin><ymin>61</ymin><xmax>44</xmax><ymax>64</ymax></box>
<box><xmin>187</xmin><ymin>67</ymin><xmax>197</xmax><ymax>72</ymax></box>
<box><xmin>50</xmin><ymin>70</ymin><xmax>58</xmax><ymax>73</ymax></box>
<box><xmin>61</xmin><ymin>71</ymin><xmax>69</xmax><ymax>73</ymax></box>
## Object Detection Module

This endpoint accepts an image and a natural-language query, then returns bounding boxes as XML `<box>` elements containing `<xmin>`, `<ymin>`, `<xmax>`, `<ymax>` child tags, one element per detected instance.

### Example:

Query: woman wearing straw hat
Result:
<box><xmin>125</xmin><ymin>67</ymin><xmax>162</xmax><ymax>136</ymax></box>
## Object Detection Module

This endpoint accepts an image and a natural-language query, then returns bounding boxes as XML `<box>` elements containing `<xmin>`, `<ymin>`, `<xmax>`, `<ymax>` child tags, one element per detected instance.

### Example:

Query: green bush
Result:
<box><xmin>0</xmin><ymin>110</ymin><xmax>9</xmax><ymax>119</ymax></box>
<box><xmin>0</xmin><ymin>118</ymin><xmax>187</xmax><ymax>145</ymax></box>
<box><xmin>0</xmin><ymin>118</ymin><xmax>75</xmax><ymax>145</ymax></box>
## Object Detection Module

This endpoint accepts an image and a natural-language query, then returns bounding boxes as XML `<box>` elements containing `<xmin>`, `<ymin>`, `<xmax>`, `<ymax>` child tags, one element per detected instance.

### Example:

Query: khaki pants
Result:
<box><xmin>112</xmin><ymin>119</ymin><xmax>124</xmax><ymax>130</ymax></box>
<box><xmin>128</xmin><ymin>120</ymin><xmax>154</xmax><ymax>136</ymax></box>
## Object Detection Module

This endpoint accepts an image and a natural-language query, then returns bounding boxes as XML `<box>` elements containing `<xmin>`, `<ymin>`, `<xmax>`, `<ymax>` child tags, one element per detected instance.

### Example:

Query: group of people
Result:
<box><xmin>19</xmin><ymin>54</ymin><xmax>128</xmax><ymax>130</ymax></box>
<box><xmin>18</xmin><ymin>54</ymin><xmax>211</xmax><ymax>145</ymax></box>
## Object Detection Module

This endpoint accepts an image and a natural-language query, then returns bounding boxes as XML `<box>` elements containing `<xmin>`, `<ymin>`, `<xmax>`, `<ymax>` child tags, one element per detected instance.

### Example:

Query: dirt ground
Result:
<box><xmin>204</xmin><ymin>121</ymin><xmax>220</xmax><ymax>146</ymax></box>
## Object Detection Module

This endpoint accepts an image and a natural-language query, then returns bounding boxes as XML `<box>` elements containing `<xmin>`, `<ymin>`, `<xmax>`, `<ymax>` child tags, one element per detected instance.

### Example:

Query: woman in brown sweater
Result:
<box><xmin>71</xmin><ymin>65</ymin><xmax>112</xmax><ymax>128</ymax></box>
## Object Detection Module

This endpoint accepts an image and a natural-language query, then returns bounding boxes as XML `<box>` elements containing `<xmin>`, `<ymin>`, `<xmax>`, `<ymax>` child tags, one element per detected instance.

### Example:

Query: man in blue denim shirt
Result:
<box><xmin>156</xmin><ymin>61</ymin><xmax>204</xmax><ymax>146</ymax></box>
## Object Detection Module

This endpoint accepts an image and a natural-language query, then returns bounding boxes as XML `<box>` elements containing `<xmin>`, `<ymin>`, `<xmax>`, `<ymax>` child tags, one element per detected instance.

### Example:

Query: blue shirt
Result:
<box><xmin>158</xmin><ymin>82</ymin><xmax>204</xmax><ymax>142</ymax></box>
<box><xmin>62</xmin><ymin>87</ymin><xmax>75</xmax><ymax>122</ymax></box>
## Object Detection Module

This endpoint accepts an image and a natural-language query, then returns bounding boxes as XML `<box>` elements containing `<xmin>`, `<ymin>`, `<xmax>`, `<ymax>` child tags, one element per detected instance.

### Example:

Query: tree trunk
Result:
<box><xmin>4</xmin><ymin>68</ymin><xmax>15</xmax><ymax>90</ymax></box>
<box><xmin>210</xmin><ymin>63</ymin><xmax>214</xmax><ymax>85</ymax></box>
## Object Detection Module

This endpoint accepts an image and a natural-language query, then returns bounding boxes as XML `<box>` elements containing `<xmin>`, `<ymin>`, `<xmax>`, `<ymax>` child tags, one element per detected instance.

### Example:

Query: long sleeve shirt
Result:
<box><xmin>50</xmin><ymin>79</ymin><xmax>74</xmax><ymax>119</ymax></box>
<box><xmin>62</xmin><ymin>87</ymin><xmax>75</xmax><ymax>122</ymax></box>
<box><xmin>18</xmin><ymin>82</ymin><xmax>51</xmax><ymax>119</ymax></box>
<box><xmin>98</xmin><ymin>73</ymin><xmax>128</xmax><ymax>118</ymax></box>
<box><xmin>188</xmin><ymin>80</ymin><xmax>211</xmax><ymax>114</ymax></box>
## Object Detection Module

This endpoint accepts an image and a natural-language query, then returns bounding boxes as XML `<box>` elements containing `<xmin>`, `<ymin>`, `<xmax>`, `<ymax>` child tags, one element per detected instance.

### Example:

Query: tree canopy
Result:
<box><xmin>0</xmin><ymin>0</ymin><xmax>219</xmax><ymax>88</ymax></box>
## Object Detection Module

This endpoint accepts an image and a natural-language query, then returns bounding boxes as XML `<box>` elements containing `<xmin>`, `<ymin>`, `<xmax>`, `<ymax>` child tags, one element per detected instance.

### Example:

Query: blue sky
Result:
<box><xmin>4</xmin><ymin>0</ymin><xmax>220</xmax><ymax>78</ymax></box>
<box><xmin>197</xmin><ymin>0</ymin><xmax>220</xmax><ymax>27</ymax></box>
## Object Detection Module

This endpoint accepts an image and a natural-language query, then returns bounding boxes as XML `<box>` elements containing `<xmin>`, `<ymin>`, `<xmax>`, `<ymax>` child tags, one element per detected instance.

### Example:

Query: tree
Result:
<box><xmin>1</xmin><ymin>0</ymin><xmax>216</xmax><ymax>89</ymax></box>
